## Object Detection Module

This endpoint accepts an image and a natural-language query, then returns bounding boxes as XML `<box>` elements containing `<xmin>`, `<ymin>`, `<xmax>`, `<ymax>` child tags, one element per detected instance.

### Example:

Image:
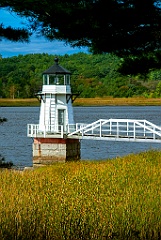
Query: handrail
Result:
<box><xmin>68</xmin><ymin>119</ymin><xmax>161</xmax><ymax>140</ymax></box>
<box><xmin>27</xmin><ymin>124</ymin><xmax>65</xmax><ymax>138</ymax></box>
<box><xmin>27</xmin><ymin>119</ymin><xmax>161</xmax><ymax>141</ymax></box>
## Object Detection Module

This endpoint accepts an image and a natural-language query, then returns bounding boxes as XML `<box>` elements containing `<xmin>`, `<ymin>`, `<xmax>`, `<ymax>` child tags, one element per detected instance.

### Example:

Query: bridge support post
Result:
<box><xmin>32</xmin><ymin>137</ymin><xmax>80</xmax><ymax>166</ymax></box>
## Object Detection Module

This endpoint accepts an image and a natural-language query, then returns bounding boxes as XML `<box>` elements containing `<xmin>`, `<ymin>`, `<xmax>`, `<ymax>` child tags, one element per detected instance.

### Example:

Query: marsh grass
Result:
<box><xmin>74</xmin><ymin>97</ymin><xmax>161</xmax><ymax>106</ymax></box>
<box><xmin>0</xmin><ymin>98</ymin><xmax>39</xmax><ymax>107</ymax></box>
<box><xmin>0</xmin><ymin>150</ymin><xmax>160</xmax><ymax>239</ymax></box>
<box><xmin>1</xmin><ymin>97</ymin><xmax>161</xmax><ymax>107</ymax></box>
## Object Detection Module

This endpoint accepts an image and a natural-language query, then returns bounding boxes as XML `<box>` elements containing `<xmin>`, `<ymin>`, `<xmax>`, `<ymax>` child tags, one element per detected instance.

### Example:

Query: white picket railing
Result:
<box><xmin>68</xmin><ymin>119</ymin><xmax>161</xmax><ymax>142</ymax></box>
<box><xmin>27</xmin><ymin>119</ymin><xmax>161</xmax><ymax>142</ymax></box>
<box><xmin>27</xmin><ymin>123</ymin><xmax>76</xmax><ymax>138</ymax></box>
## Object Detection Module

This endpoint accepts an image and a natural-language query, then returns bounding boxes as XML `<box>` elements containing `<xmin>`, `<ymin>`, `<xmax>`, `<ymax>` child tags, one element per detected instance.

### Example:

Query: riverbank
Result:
<box><xmin>1</xmin><ymin>97</ymin><xmax>161</xmax><ymax>107</ymax></box>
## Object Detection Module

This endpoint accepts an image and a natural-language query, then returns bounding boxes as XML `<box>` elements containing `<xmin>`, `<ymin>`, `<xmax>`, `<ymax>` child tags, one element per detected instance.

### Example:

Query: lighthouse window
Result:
<box><xmin>58</xmin><ymin>109</ymin><xmax>65</xmax><ymax>131</ymax></box>
<box><xmin>54</xmin><ymin>76</ymin><xmax>59</xmax><ymax>85</ymax></box>
<box><xmin>49</xmin><ymin>75</ymin><xmax>55</xmax><ymax>85</ymax></box>
<box><xmin>54</xmin><ymin>76</ymin><xmax>64</xmax><ymax>85</ymax></box>
<box><xmin>59</xmin><ymin>76</ymin><xmax>64</xmax><ymax>85</ymax></box>
<box><xmin>65</xmin><ymin>75</ymin><xmax>70</xmax><ymax>85</ymax></box>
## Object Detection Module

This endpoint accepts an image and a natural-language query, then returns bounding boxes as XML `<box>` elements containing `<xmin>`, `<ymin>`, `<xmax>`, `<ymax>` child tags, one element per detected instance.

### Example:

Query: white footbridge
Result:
<box><xmin>28</xmin><ymin>118</ymin><xmax>161</xmax><ymax>143</ymax></box>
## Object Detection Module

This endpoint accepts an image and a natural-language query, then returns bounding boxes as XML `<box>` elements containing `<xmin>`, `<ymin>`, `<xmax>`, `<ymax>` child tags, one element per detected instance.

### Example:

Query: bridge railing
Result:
<box><xmin>27</xmin><ymin>119</ymin><xmax>161</xmax><ymax>141</ymax></box>
<box><xmin>27</xmin><ymin>123</ymin><xmax>77</xmax><ymax>138</ymax></box>
<box><xmin>27</xmin><ymin>124</ymin><xmax>64</xmax><ymax>138</ymax></box>
<box><xmin>68</xmin><ymin>119</ymin><xmax>161</xmax><ymax>140</ymax></box>
<box><xmin>27</xmin><ymin>124</ymin><xmax>39</xmax><ymax>137</ymax></box>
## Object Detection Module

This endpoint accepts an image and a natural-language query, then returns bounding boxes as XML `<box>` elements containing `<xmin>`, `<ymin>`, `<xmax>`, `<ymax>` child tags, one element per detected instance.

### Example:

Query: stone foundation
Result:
<box><xmin>33</xmin><ymin>137</ymin><xmax>80</xmax><ymax>165</ymax></box>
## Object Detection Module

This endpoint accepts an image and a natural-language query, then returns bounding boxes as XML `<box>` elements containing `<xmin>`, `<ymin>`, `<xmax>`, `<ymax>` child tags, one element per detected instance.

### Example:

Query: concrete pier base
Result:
<box><xmin>33</xmin><ymin>137</ymin><xmax>80</xmax><ymax>165</ymax></box>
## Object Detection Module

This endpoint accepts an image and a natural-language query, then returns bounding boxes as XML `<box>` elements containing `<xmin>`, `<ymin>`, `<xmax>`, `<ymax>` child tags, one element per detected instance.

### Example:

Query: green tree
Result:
<box><xmin>155</xmin><ymin>81</ymin><xmax>161</xmax><ymax>97</ymax></box>
<box><xmin>0</xmin><ymin>52</ymin><xmax>156</xmax><ymax>98</ymax></box>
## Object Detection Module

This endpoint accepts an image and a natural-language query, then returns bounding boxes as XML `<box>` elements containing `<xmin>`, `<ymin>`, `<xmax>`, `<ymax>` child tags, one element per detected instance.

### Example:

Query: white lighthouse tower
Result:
<box><xmin>38</xmin><ymin>57</ymin><xmax>74</xmax><ymax>133</ymax></box>
<box><xmin>28</xmin><ymin>57</ymin><xmax>80</xmax><ymax>165</ymax></box>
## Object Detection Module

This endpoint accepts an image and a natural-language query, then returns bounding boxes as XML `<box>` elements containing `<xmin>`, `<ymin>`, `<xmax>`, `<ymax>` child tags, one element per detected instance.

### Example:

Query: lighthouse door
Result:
<box><xmin>58</xmin><ymin>109</ymin><xmax>65</xmax><ymax>131</ymax></box>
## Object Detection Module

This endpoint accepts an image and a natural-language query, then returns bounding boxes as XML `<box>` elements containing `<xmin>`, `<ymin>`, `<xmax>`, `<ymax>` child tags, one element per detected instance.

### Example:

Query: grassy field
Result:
<box><xmin>74</xmin><ymin>97</ymin><xmax>161</xmax><ymax>106</ymax></box>
<box><xmin>1</xmin><ymin>97</ymin><xmax>161</xmax><ymax>107</ymax></box>
<box><xmin>0</xmin><ymin>150</ymin><xmax>160</xmax><ymax>240</ymax></box>
<box><xmin>0</xmin><ymin>98</ymin><xmax>40</xmax><ymax>107</ymax></box>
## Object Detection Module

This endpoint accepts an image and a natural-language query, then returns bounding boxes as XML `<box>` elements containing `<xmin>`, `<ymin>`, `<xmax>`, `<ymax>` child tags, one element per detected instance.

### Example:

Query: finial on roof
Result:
<box><xmin>54</xmin><ymin>57</ymin><xmax>59</xmax><ymax>65</ymax></box>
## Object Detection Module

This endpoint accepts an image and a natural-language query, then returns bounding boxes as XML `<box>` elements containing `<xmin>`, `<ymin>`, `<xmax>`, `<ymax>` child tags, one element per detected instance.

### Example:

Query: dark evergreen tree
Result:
<box><xmin>1</xmin><ymin>1</ymin><xmax>161</xmax><ymax>55</ymax></box>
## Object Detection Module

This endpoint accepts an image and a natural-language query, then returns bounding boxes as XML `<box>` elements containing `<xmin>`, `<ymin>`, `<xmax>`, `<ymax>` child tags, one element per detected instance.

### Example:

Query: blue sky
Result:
<box><xmin>0</xmin><ymin>9</ymin><xmax>88</xmax><ymax>58</ymax></box>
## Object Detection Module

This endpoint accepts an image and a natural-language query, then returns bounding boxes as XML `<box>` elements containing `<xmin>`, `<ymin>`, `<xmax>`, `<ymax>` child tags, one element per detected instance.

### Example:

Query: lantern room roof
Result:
<box><xmin>43</xmin><ymin>57</ymin><xmax>71</xmax><ymax>75</ymax></box>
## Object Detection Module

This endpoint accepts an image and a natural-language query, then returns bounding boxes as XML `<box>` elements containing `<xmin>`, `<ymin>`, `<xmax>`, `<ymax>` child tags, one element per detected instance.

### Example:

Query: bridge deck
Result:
<box><xmin>27</xmin><ymin>118</ymin><xmax>161</xmax><ymax>143</ymax></box>
<box><xmin>67</xmin><ymin>133</ymin><xmax>161</xmax><ymax>143</ymax></box>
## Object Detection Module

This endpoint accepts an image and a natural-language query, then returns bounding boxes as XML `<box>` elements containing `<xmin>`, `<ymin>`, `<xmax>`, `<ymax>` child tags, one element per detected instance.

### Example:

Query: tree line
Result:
<box><xmin>1</xmin><ymin>52</ymin><xmax>161</xmax><ymax>99</ymax></box>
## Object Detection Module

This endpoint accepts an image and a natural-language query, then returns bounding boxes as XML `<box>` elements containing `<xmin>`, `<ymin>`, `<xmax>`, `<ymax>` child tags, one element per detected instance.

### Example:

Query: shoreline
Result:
<box><xmin>0</xmin><ymin>97</ymin><xmax>161</xmax><ymax>107</ymax></box>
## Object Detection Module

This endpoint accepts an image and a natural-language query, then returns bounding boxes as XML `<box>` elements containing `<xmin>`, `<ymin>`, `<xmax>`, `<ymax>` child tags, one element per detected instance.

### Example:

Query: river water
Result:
<box><xmin>0</xmin><ymin>106</ymin><xmax>161</xmax><ymax>168</ymax></box>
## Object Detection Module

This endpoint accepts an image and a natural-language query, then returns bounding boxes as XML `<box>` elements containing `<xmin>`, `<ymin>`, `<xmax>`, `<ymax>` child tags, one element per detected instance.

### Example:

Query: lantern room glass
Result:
<box><xmin>43</xmin><ymin>74</ymin><xmax>70</xmax><ymax>85</ymax></box>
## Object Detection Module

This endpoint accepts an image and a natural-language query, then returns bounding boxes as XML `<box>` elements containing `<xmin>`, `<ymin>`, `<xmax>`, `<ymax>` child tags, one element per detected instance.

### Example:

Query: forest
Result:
<box><xmin>1</xmin><ymin>52</ymin><xmax>161</xmax><ymax>99</ymax></box>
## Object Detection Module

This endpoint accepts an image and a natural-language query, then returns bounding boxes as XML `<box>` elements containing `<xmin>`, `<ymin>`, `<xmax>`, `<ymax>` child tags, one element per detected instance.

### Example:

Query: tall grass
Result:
<box><xmin>1</xmin><ymin>97</ymin><xmax>161</xmax><ymax>107</ymax></box>
<box><xmin>74</xmin><ymin>97</ymin><xmax>161</xmax><ymax>106</ymax></box>
<box><xmin>0</xmin><ymin>98</ymin><xmax>39</xmax><ymax>107</ymax></box>
<box><xmin>0</xmin><ymin>150</ymin><xmax>160</xmax><ymax>239</ymax></box>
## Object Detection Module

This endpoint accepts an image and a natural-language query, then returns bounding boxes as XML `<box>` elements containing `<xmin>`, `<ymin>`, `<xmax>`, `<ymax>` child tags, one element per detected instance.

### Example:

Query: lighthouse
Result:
<box><xmin>38</xmin><ymin>57</ymin><xmax>74</xmax><ymax>133</ymax></box>
<box><xmin>28</xmin><ymin>57</ymin><xmax>80</xmax><ymax>165</ymax></box>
